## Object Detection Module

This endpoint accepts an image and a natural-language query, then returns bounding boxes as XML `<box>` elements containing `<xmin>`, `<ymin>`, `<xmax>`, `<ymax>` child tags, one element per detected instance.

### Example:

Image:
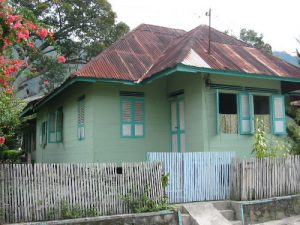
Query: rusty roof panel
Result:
<box><xmin>73</xmin><ymin>24</ymin><xmax>183</xmax><ymax>80</ymax></box>
<box><xmin>141</xmin><ymin>24</ymin><xmax>300</xmax><ymax>80</ymax></box>
<box><xmin>73</xmin><ymin>23</ymin><xmax>300</xmax><ymax>82</ymax></box>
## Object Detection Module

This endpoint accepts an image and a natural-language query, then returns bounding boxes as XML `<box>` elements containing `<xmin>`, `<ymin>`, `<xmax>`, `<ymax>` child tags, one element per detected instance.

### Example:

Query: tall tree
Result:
<box><xmin>12</xmin><ymin>0</ymin><xmax>130</xmax><ymax>93</ymax></box>
<box><xmin>0</xmin><ymin>0</ymin><xmax>60</xmax><ymax>148</ymax></box>
<box><xmin>240</xmin><ymin>28</ymin><xmax>272</xmax><ymax>55</ymax></box>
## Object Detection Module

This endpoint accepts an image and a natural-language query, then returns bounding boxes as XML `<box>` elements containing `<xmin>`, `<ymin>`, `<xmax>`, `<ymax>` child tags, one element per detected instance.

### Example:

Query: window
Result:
<box><xmin>56</xmin><ymin>107</ymin><xmax>63</xmax><ymax>142</ymax></box>
<box><xmin>216</xmin><ymin>91</ymin><xmax>286</xmax><ymax>135</ymax></box>
<box><xmin>253</xmin><ymin>96</ymin><xmax>270</xmax><ymax>132</ymax></box>
<box><xmin>239</xmin><ymin>93</ymin><xmax>254</xmax><ymax>134</ymax></box>
<box><xmin>49</xmin><ymin>112</ymin><xmax>56</xmax><ymax>142</ymax></box>
<box><xmin>217</xmin><ymin>92</ymin><xmax>238</xmax><ymax>134</ymax></box>
<box><xmin>120</xmin><ymin>93</ymin><xmax>144</xmax><ymax>137</ymax></box>
<box><xmin>271</xmin><ymin>95</ymin><xmax>286</xmax><ymax>134</ymax></box>
<box><xmin>48</xmin><ymin>107</ymin><xmax>63</xmax><ymax>143</ymax></box>
<box><xmin>40</xmin><ymin>121</ymin><xmax>47</xmax><ymax>148</ymax></box>
<box><xmin>77</xmin><ymin>96</ymin><xmax>85</xmax><ymax>140</ymax></box>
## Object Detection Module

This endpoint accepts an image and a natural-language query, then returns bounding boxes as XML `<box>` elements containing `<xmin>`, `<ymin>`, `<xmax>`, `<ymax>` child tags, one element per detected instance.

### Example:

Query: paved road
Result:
<box><xmin>257</xmin><ymin>215</ymin><xmax>300</xmax><ymax>225</ymax></box>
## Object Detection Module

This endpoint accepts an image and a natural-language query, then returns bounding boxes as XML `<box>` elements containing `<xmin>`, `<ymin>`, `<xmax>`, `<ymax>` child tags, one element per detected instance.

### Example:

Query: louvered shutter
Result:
<box><xmin>271</xmin><ymin>95</ymin><xmax>286</xmax><ymax>134</ymax></box>
<box><xmin>56</xmin><ymin>107</ymin><xmax>63</xmax><ymax>142</ymax></box>
<box><xmin>216</xmin><ymin>90</ymin><xmax>220</xmax><ymax>134</ymax></box>
<box><xmin>49</xmin><ymin>112</ymin><xmax>56</xmax><ymax>142</ymax></box>
<box><xmin>134</xmin><ymin>99</ymin><xmax>144</xmax><ymax>136</ymax></box>
<box><xmin>77</xmin><ymin>97</ymin><xmax>85</xmax><ymax>139</ymax></box>
<box><xmin>121</xmin><ymin>99</ymin><xmax>132</xmax><ymax>136</ymax></box>
<box><xmin>41</xmin><ymin>121</ymin><xmax>47</xmax><ymax>146</ymax></box>
<box><xmin>239</xmin><ymin>93</ymin><xmax>254</xmax><ymax>134</ymax></box>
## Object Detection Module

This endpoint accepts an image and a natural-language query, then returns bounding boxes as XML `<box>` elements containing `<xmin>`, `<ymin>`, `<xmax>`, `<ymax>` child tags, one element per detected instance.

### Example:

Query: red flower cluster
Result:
<box><xmin>57</xmin><ymin>55</ymin><xmax>66</xmax><ymax>63</ymax></box>
<box><xmin>0</xmin><ymin>0</ymin><xmax>57</xmax><ymax>94</ymax></box>
<box><xmin>0</xmin><ymin>136</ymin><xmax>5</xmax><ymax>145</ymax></box>
<box><xmin>36</xmin><ymin>28</ymin><xmax>48</xmax><ymax>39</ymax></box>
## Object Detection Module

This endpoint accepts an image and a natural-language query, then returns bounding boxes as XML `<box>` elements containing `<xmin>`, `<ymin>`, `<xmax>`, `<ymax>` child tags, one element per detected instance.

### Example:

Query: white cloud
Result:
<box><xmin>110</xmin><ymin>0</ymin><xmax>300</xmax><ymax>55</ymax></box>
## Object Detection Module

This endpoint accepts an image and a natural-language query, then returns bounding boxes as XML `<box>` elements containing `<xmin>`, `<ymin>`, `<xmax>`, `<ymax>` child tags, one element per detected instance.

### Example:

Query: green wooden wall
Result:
<box><xmin>91</xmin><ymin>79</ymin><xmax>171</xmax><ymax>163</ymax></box>
<box><xmin>203</xmin><ymin>75</ymin><xmax>281</xmax><ymax>158</ymax></box>
<box><xmin>34</xmin><ymin>72</ymin><xmax>283</xmax><ymax>162</ymax></box>
<box><xmin>35</xmin><ymin>83</ymin><xmax>95</xmax><ymax>163</ymax></box>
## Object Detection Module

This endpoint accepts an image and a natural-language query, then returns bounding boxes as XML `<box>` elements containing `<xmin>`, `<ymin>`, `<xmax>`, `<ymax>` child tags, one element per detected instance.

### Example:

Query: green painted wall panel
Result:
<box><xmin>166</xmin><ymin>73</ymin><xmax>205</xmax><ymax>152</ymax></box>
<box><xmin>35</xmin><ymin>83</ymin><xmax>94</xmax><ymax>163</ymax></box>
<box><xmin>91</xmin><ymin>79</ymin><xmax>171</xmax><ymax>163</ymax></box>
<box><xmin>33</xmin><ymin>71</ymin><xmax>284</xmax><ymax>162</ymax></box>
<box><xmin>203</xmin><ymin>74</ymin><xmax>281</xmax><ymax>158</ymax></box>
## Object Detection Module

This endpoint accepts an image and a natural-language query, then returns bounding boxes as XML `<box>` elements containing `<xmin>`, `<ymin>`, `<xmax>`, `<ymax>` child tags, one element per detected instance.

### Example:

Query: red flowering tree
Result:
<box><xmin>0</xmin><ymin>0</ymin><xmax>66</xmax><ymax>93</ymax></box>
<box><xmin>0</xmin><ymin>0</ymin><xmax>64</xmax><ymax>147</ymax></box>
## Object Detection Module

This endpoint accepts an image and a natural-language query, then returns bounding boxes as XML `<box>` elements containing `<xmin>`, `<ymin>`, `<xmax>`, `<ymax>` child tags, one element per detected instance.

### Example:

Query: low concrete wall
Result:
<box><xmin>6</xmin><ymin>210</ymin><xmax>178</xmax><ymax>225</ymax></box>
<box><xmin>241</xmin><ymin>195</ymin><xmax>300</xmax><ymax>224</ymax></box>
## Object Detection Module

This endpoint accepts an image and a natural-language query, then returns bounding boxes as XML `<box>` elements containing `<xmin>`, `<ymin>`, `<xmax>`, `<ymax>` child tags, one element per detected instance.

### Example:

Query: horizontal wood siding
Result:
<box><xmin>0</xmin><ymin>162</ymin><xmax>163</xmax><ymax>224</ymax></box>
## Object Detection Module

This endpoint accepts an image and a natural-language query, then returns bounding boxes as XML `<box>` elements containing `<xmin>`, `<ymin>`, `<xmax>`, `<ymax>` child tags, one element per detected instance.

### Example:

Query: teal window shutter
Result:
<box><xmin>56</xmin><ymin>107</ymin><xmax>63</xmax><ymax>142</ymax></box>
<box><xmin>271</xmin><ymin>95</ymin><xmax>286</xmax><ymax>134</ymax></box>
<box><xmin>133</xmin><ymin>99</ymin><xmax>144</xmax><ymax>137</ymax></box>
<box><xmin>41</xmin><ymin>121</ymin><xmax>47</xmax><ymax>147</ymax></box>
<box><xmin>48</xmin><ymin>112</ymin><xmax>56</xmax><ymax>143</ymax></box>
<box><xmin>239</xmin><ymin>92</ymin><xmax>254</xmax><ymax>134</ymax></box>
<box><xmin>121</xmin><ymin>97</ymin><xmax>145</xmax><ymax>138</ymax></box>
<box><xmin>77</xmin><ymin>96</ymin><xmax>85</xmax><ymax>140</ymax></box>
<box><xmin>121</xmin><ymin>98</ymin><xmax>133</xmax><ymax>137</ymax></box>
<box><xmin>216</xmin><ymin>90</ymin><xmax>220</xmax><ymax>134</ymax></box>
<box><xmin>48</xmin><ymin>107</ymin><xmax>63</xmax><ymax>143</ymax></box>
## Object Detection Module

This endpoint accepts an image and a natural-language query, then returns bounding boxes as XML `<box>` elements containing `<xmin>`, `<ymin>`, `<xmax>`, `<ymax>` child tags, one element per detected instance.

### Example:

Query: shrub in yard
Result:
<box><xmin>61</xmin><ymin>202</ymin><xmax>98</xmax><ymax>219</ymax></box>
<box><xmin>122</xmin><ymin>185</ymin><xmax>171</xmax><ymax>213</ymax></box>
<box><xmin>253</xmin><ymin>119</ymin><xmax>290</xmax><ymax>158</ymax></box>
<box><xmin>0</xmin><ymin>149</ymin><xmax>23</xmax><ymax>163</ymax></box>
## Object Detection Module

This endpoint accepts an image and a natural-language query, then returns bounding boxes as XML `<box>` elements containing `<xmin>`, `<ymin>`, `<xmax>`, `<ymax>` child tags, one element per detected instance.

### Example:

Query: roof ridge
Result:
<box><xmin>136</xmin><ymin>23</ymin><xmax>186</xmax><ymax>33</ymax></box>
<box><xmin>72</xmin><ymin>25</ymin><xmax>146</xmax><ymax>77</ymax></box>
<box><xmin>207</xmin><ymin>25</ymin><xmax>252</xmax><ymax>47</ymax></box>
<box><xmin>138</xmin><ymin>26</ymin><xmax>206</xmax><ymax>81</ymax></box>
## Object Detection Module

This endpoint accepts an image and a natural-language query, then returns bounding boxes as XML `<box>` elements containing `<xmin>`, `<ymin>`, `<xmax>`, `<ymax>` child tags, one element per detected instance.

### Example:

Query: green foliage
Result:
<box><xmin>0</xmin><ymin>149</ymin><xmax>23</xmax><ymax>163</ymax></box>
<box><xmin>253</xmin><ymin>120</ymin><xmax>268</xmax><ymax>158</ymax></box>
<box><xmin>252</xmin><ymin>119</ymin><xmax>290</xmax><ymax>158</ymax></box>
<box><xmin>13</xmin><ymin>0</ymin><xmax>130</xmax><ymax>92</ymax></box>
<box><xmin>45</xmin><ymin>202</ymin><xmax>98</xmax><ymax>221</ymax></box>
<box><xmin>162</xmin><ymin>173</ymin><xmax>169</xmax><ymax>190</ymax></box>
<box><xmin>61</xmin><ymin>202</ymin><xmax>98</xmax><ymax>219</ymax></box>
<box><xmin>0</xmin><ymin>92</ymin><xmax>25</xmax><ymax>136</ymax></box>
<box><xmin>240</xmin><ymin>28</ymin><xmax>272</xmax><ymax>55</ymax></box>
<box><xmin>287</xmin><ymin>108</ymin><xmax>300</xmax><ymax>155</ymax></box>
<box><xmin>122</xmin><ymin>186</ymin><xmax>171</xmax><ymax>213</ymax></box>
<box><xmin>0</xmin><ymin>93</ymin><xmax>25</xmax><ymax>151</ymax></box>
<box><xmin>162</xmin><ymin>173</ymin><xmax>169</xmax><ymax>199</ymax></box>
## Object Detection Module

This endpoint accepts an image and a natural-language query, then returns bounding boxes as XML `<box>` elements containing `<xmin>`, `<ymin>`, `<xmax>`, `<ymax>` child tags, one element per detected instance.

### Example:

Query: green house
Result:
<box><xmin>22</xmin><ymin>24</ymin><xmax>300</xmax><ymax>163</ymax></box>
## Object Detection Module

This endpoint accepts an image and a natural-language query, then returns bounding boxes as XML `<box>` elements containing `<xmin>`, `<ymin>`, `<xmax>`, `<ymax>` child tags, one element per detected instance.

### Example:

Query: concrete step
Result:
<box><xmin>181</xmin><ymin>214</ymin><xmax>191</xmax><ymax>225</ymax></box>
<box><xmin>213</xmin><ymin>201</ymin><xmax>231</xmax><ymax>210</ymax></box>
<box><xmin>230</xmin><ymin>220</ymin><xmax>242</xmax><ymax>225</ymax></box>
<box><xmin>220</xmin><ymin>209</ymin><xmax>234</xmax><ymax>221</ymax></box>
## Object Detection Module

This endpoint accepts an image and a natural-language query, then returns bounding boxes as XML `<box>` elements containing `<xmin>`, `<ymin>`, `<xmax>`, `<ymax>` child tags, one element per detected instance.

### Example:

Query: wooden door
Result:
<box><xmin>171</xmin><ymin>97</ymin><xmax>185</xmax><ymax>152</ymax></box>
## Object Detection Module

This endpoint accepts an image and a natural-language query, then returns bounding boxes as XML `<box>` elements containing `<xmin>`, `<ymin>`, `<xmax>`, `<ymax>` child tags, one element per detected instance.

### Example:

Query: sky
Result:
<box><xmin>109</xmin><ymin>0</ymin><xmax>300</xmax><ymax>55</ymax></box>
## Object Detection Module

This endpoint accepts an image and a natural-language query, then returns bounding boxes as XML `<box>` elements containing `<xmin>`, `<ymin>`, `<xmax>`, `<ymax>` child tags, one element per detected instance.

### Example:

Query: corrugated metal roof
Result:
<box><xmin>73</xmin><ymin>24</ymin><xmax>185</xmax><ymax>80</ymax></box>
<box><xmin>73</xmin><ymin>23</ymin><xmax>300</xmax><ymax>82</ymax></box>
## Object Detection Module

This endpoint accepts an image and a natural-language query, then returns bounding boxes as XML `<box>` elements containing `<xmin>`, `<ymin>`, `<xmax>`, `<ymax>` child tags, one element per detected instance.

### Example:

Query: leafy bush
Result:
<box><xmin>286</xmin><ymin>108</ymin><xmax>300</xmax><ymax>155</ymax></box>
<box><xmin>122</xmin><ymin>187</ymin><xmax>171</xmax><ymax>213</ymax></box>
<box><xmin>122</xmin><ymin>181</ymin><xmax>172</xmax><ymax>214</ymax></box>
<box><xmin>253</xmin><ymin>119</ymin><xmax>290</xmax><ymax>158</ymax></box>
<box><xmin>61</xmin><ymin>202</ymin><xmax>98</xmax><ymax>219</ymax></box>
<box><xmin>0</xmin><ymin>149</ymin><xmax>23</xmax><ymax>163</ymax></box>
<box><xmin>46</xmin><ymin>202</ymin><xmax>98</xmax><ymax>220</ymax></box>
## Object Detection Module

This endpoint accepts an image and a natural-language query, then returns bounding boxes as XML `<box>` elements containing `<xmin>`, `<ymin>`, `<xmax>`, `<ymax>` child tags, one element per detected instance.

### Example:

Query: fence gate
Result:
<box><xmin>147</xmin><ymin>152</ymin><xmax>235</xmax><ymax>203</ymax></box>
